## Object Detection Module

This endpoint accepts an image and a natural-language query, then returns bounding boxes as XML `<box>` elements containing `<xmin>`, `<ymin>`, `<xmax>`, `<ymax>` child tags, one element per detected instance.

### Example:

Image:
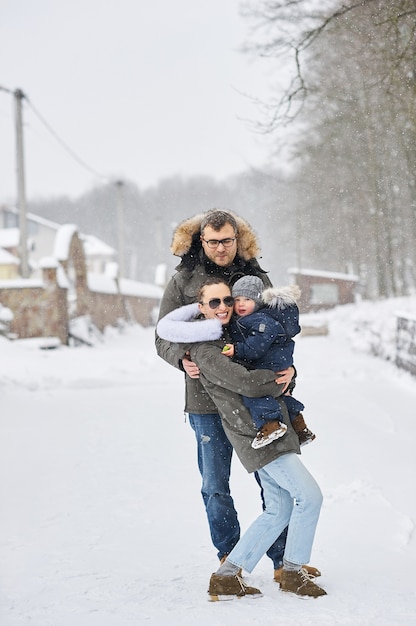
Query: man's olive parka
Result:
<box><xmin>155</xmin><ymin>211</ymin><xmax>272</xmax><ymax>414</ymax></box>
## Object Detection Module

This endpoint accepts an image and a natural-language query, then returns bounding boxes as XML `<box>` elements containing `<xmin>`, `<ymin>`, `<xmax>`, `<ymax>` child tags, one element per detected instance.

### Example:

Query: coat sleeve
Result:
<box><xmin>156</xmin><ymin>303</ymin><xmax>222</xmax><ymax>343</ymax></box>
<box><xmin>155</xmin><ymin>274</ymin><xmax>190</xmax><ymax>370</ymax></box>
<box><xmin>189</xmin><ymin>342</ymin><xmax>285</xmax><ymax>398</ymax></box>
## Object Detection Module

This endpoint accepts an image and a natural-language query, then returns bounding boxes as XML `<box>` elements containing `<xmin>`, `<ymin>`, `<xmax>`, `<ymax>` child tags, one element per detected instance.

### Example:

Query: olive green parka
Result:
<box><xmin>155</xmin><ymin>210</ymin><xmax>272</xmax><ymax>414</ymax></box>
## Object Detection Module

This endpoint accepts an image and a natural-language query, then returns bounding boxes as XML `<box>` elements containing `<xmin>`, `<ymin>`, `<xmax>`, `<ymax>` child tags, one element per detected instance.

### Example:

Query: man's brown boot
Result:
<box><xmin>208</xmin><ymin>573</ymin><xmax>263</xmax><ymax>601</ymax></box>
<box><xmin>280</xmin><ymin>568</ymin><xmax>327</xmax><ymax>597</ymax></box>
<box><xmin>274</xmin><ymin>564</ymin><xmax>321</xmax><ymax>583</ymax></box>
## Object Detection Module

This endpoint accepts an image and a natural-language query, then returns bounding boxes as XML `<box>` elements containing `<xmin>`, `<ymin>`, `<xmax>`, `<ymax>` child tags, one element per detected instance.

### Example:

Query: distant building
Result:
<box><xmin>288</xmin><ymin>268</ymin><xmax>359</xmax><ymax>313</ymax></box>
<box><xmin>0</xmin><ymin>224</ymin><xmax>162</xmax><ymax>343</ymax></box>
<box><xmin>0</xmin><ymin>205</ymin><xmax>116</xmax><ymax>278</ymax></box>
<box><xmin>0</xmin><ymin>205</ymin><xmax>163</xmax><ymax>341</ymax></box>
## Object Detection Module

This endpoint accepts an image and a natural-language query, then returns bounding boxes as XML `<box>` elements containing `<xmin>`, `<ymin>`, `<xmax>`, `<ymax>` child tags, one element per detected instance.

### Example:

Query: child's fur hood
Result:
<box><xmin>170</xmin><ymin>210</ymin><xmax>261</xmax><ymax>261</ymax></box>
<box><xmin>156</xmin><ymin>303</ymin><xmax>223</xmax><ymax>344</ymax></box>
<box><xmin>262</xmin><ymin>285</ymin><xmax>301</xmax><ymax>310</ymax></box>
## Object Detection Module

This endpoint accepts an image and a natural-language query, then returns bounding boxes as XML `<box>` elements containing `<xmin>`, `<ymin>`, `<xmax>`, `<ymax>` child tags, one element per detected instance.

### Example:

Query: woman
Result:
<box><xmin>157</xmin><ymin>277</ymin><xmax>326</xmax><ymax>600</ymax></box>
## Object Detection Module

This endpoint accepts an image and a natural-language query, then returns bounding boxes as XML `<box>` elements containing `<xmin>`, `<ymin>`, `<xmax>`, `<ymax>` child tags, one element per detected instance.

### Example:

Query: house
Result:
<box><xmin>288</xmin><ymin>268</ymin><xmax>359</xmax><ymax>313</ymax></box>
<box><xmin>0</xmin><ymin>207</ymin><xmax>162</xmax><ymax>343</ymax></box>
<box><xmin>0</xmin><ymin>205</ymin><xmax>116</xmax><ymax>277</ymax></box>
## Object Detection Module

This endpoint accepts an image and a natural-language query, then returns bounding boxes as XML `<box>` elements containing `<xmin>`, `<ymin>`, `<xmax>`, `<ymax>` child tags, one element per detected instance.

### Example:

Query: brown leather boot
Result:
<box><xmin>280</xmin><ymin>568</ymin><xmax>327</xmax><ymax>597</ymax></box>
<box><xmin>274</xmin><ymin>563</ymin><xmax>321</xmax><ymax>583</ymax></box>
<box><xmin>252</xmin><ymin>420</ymin><xmax>287</xmax><ymax>449</ymax></box>
<box><xmin>291</xmin><ymin>413</ymin><xmax>316</xmax><ymax>446</ymax></box>
<box><xmin>208</xmin><ymin>573</ymin><xmax>263</xmax><ymax>601</ymax></box>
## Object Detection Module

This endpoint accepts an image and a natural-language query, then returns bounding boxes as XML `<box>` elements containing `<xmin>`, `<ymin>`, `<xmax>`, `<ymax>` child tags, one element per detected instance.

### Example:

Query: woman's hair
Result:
<box><xmin>197</xmin><ymin>277</ymin><xmax>230</xmax><ymax>303</ymax></box>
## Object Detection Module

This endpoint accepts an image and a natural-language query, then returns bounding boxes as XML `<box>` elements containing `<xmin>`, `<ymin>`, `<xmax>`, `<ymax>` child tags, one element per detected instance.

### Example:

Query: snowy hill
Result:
<box><xmin>1</xmin><ymin>296</ymin><xmax>415</xmax><ymax>625</ymax></box>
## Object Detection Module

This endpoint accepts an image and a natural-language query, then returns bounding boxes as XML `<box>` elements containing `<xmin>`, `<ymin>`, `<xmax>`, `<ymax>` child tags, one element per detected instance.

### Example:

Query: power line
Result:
<box><xmin>1</xmin><ymin>85</ymin><xmax>112</xmax><ymax>184</ymax></box>
<box><xmin>0</xmin><ymin>84</ymin><xmax>14</xmax><ymax>94</ymax></box>
<box><xmin>24</xmin><ymin>94</ymin><xmax>111</xmax><ymax>183</ymax></box>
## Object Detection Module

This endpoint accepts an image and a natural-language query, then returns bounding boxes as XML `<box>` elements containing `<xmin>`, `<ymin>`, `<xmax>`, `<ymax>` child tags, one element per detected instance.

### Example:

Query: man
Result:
<box><xmin>155</xmin><ymin>209</ymin><xmax>320</xmax><ymax>582</ymax></box>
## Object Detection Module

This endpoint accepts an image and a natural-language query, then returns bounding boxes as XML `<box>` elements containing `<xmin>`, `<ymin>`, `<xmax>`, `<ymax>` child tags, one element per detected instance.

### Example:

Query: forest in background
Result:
<box><xmin>28</xmin><ymin>170</ymin><xmax>298</xmax><ymax>289</ymax></box>
<box><xmin>27</xmin><ymin>0</ymin><xmax>416</xmax><ymax>299</ymax></box>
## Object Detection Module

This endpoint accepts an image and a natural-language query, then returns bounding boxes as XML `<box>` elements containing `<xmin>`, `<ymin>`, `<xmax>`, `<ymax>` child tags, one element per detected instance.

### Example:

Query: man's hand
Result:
<box><xmin>182</xmin><ymin>356</ymin><xmax>200</xmax><ymax>379</ymax></box>
<box><xmin>275</xmin><ymin>366</ymin><xmax>295</xmax><ymax>392</ymax></box>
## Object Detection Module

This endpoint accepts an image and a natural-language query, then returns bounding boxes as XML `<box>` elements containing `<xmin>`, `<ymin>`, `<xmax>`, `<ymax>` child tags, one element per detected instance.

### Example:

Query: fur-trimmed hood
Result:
<box><xmin>156</xmin><ymin>286</ymin><xmax>301</xmax><ymax>344</ymax></box>
<box><xmin>170</xmin><ymin>210</ymin><xmax>261</xmax><ymax>264</ymax></box>
<box><xmin>262</xmin><ymin>285</ymin><xmax>301</xmax><ymax>310</ymax></box>
<box><xmin>156</xmin><ymin>303</ymin><xmax>223</xmax><ymax>344</ymax></box>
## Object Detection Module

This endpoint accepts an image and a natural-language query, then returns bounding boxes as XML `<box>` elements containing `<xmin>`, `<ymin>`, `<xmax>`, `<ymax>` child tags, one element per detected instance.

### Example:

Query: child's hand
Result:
<box><xmin>222</xmin><ymin>344</ymin><xmax>234</xmax><ymax>357</ymax></box>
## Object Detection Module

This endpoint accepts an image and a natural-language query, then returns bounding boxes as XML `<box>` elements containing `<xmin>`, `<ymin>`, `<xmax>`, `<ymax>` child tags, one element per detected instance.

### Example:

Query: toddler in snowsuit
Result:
<box><xmin>222</xmin><ymin>275</ymin><xmax>316</xmax><ymax>449</ymax></box>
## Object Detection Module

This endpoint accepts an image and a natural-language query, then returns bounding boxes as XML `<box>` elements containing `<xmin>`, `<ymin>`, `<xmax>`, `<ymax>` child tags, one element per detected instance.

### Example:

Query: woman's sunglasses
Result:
<box><xmin>200</xmin><ymin>296</ymin><xmax>234</xmax><ymax>310</ymax></box>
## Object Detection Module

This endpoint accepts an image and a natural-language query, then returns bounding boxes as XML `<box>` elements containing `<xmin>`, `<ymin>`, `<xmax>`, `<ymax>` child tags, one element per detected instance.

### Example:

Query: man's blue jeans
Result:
<box><xmin>188</xmin><ymin>412</ymin><xmax>288</xmax><ymax>567</ymax></box>
<box><xmin>227</xmin><ymin>452</ymin><xmax>323</xmax><ymax>573</ymax></box>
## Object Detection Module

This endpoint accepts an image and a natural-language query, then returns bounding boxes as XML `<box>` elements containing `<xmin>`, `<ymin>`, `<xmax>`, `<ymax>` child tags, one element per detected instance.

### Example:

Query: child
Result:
<box><xmin>223</xmin><ymin>275</ymin><xmax>316</xmax><ymax>449</ymax></box>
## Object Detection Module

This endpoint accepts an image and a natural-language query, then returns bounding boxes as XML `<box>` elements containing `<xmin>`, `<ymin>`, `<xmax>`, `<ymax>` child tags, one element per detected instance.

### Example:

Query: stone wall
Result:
<box><xmin>124</xmin><ymin>296</ymin><xmax>157</xmax><ymax>327</ymax></box>
<box><xmin>0</xmin><ymin>277</ymin><xmax>68</xmax><ymax>344</ymax></box>
<box><xmin>0</xmin><ymin>275</ymin><xmax>159</xmax><ymax>344</ymax></box>
<box><xmin>86</xmin><ymin>290</ymin><xmax>125</xmax><ymax>332</ymax></box>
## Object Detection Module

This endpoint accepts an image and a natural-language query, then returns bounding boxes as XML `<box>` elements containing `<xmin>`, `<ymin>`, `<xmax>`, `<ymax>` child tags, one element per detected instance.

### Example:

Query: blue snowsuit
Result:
<box><xmin>229</xmin><ymin>299</ymin><xmax>304</xmax><ymax>429</ymax></box>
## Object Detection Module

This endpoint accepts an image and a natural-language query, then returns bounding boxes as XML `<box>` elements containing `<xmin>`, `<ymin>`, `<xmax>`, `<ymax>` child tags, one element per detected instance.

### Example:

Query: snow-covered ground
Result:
<box><xmin>1</xmin><ymin>296</ymin><xmax>416</xmax><ymax>625</ymax></box>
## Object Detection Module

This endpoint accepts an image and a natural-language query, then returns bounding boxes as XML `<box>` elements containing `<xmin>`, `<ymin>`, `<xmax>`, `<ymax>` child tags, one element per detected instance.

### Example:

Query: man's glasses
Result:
<box><xmin>201</xmin><ymin>237</ymin><xmax>236</xmax><ymax>249</ymax></box>
<box><xmin>200</xmin><ymin>296</ymin><xmax>235</xmax><ymax>310</ymax></box>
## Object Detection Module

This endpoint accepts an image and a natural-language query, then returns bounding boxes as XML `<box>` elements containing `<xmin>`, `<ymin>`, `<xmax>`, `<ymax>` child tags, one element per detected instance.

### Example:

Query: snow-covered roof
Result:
<box><xmin>105</xmin><ymin>262</ymin><xmax>119</xmax><ymax>279</ymax></box>
<box><xmin>2</xmin><ymin>206</ymin><xmax>61</xmax><ymax>231</ymax></box>
<box><xmin>87</xmin><ymin>273</ymin><xmax>118</xmax><ymax>295</ymax></box>
<box><xmin>3</xmin><ymin>207</ymin><xmax>115</xmax><ymax>262</ymax></box>
<box><xmin>0</xmin><ymin>247</ymin><xmax>20</xmax><ymax>265</ymax></box>
<box><xmin>0</xmin><ymin>227</ymin><xmax>20</xmax><ymax>248</ymax></box>
<box><xmin>81</xmin><ymin>234</ymin><xmax>116</xmax><ymax>257</ymax></box>
<box><xmin>288</xmin><ymin>267</ymin><xmax>359</xmax><ymax>282</ymax></box>
<box><xmin>53</xmin><ymin>224</ymin><xmax>79</xmax><ymax>261</ymax></box>
<box><xmin>87</xmin><ymin>274</ymin><xmax>162</xmax><ymax>299</ymax></box>
<box><xmin>39</xmin><ymin>256</ymin><xmax>59</xmax><ymax>269</ymax></box>
<box><xmin>0</xmin><ymin>278</ymin><xmax>44</xmax><ymax>288</ymax></box>
<box><xmin>119</xmin><ymin>278</ymin><xmax>163</xmax><ymax>298</ymax></box>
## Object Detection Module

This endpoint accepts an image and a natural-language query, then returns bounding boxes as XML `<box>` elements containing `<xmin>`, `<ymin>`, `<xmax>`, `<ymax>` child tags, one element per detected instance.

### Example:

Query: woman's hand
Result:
<box><xmin>274</xmin><ymin>366</ymin><xmax>295</xmax><ymax>392</ymax></box>
<box><xmin>182</xmin><ymin>356</ymin><xmax>200</xmax><ymax>379</ymax></box>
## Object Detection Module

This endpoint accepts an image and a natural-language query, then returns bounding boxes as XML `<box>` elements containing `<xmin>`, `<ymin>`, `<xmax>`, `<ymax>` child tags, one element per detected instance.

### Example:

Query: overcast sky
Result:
<box><xmin>0</xmin><ymin>0</ymin><xmax>283</xmax><ymax>201</ymax></box>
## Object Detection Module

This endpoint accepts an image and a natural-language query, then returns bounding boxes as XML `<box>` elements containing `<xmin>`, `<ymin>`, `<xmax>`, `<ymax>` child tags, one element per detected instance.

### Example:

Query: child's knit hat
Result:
<box><xmin>232</xmin><ymin>275</ymin><xmax>263</xmax><ymax>306</ymax></box>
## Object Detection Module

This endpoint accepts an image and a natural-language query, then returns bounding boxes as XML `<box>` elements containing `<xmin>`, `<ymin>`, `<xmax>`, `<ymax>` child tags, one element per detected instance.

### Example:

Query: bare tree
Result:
<box><xmin>242</xmin><ymin>0</ymin><xmax>416</xmax><ymax>296</ymax></box>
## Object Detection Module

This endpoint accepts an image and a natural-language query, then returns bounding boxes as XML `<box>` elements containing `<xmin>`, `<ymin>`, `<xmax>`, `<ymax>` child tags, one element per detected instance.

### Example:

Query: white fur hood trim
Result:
<box><xmin>262</xmin><ymin>285</ymin><xmax>301</xmax><ymax>310</ymax></box>
<box><xmin>157</xmin><ymin>303</ymin><xmax>223</xmax><ymax>343</ymax></box>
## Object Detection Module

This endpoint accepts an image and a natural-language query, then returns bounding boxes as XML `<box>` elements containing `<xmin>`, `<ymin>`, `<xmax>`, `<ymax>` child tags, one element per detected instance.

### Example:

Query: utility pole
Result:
<box><xmin>14</xmin><ymin>88</ymin><xmax>29</xmax><ymax>278</ymax></box>
<box><xmin>116</xmin><ymin>180</ymin><xmax>126</xmax><ymax>278</ymax></box>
